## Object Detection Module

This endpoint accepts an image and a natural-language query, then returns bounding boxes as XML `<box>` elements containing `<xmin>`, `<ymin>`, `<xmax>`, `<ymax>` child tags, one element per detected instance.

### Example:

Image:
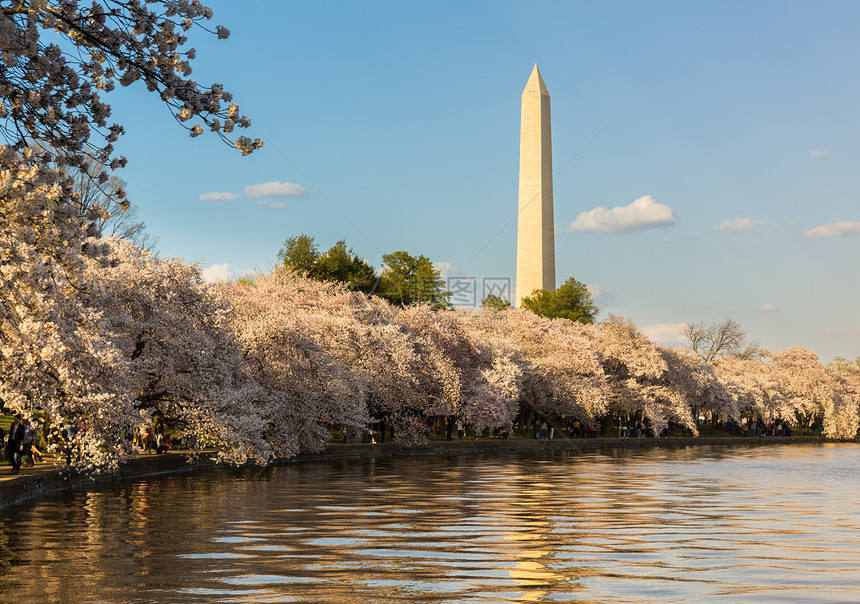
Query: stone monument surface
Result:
<box><xmin>515</xmin><ymin>64</ymin><xmax>556</xmax><ymax>306</ymax></box>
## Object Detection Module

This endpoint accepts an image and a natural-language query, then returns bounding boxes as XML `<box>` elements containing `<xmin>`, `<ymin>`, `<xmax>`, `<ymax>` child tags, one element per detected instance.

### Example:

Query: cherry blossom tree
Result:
<box><xmin>714</xmin><ymin>348</ymin><xmax>858</xmax><ymax>439</ymax></box>
<box><xmin>0</xmin><ymin>146</ymin><xmax>111</xmax><ymax>438</ymax></box>
<box><xmin>464</xmin><ymin>308</ymin><xmax>607</xmax><ymax>423</ymax></box>
<box><xmin>769</xmin><ymin>347</ymin><xmax>836</xmax><ymax>434</ymax></box>
<box><xmin>462</xmin><ymin>352</ymin><xmax>521</xmax><ymax>435</ymax></box>
<box><xmin>714</xmin><ymin>356</ymin><xmax>787</xmax><ymax>422</ymax></box>
<box><xmin>10</xmin><ymin>227</ymin><xmax>860</xmax><ymax>473</ymax></box>
<box><xmin>224</xmin><ymin>268</ymin><xmax>371</xmax><ymax>454</ymax></box>
<box><xmin>659</xmin><ymin>345</ymin><xmax>736</xmax><ymax>424</ymax></box>
<box><xmin>826</xmin><ymin>359</ymin><xmax>860</xmax><ymax>439</ymax></box>
<box><xmin>2</xmin><ymin>236</ymin><xmax>276</xmax><ymax>469</ymax></box>
<box><xmin>86</xmin><ymin>240</ymin><xmax>282</xmax><ymax>464</ymax></box>
<box><xmin>396</xmin><ymin>306</ymin><xmax>522</xmax><ymax>436</ymax></box>
<box><xmin>396</xmin><ymin>306</ymin><xmax>478</xmax><ymax>412</ymax></box>
<box><xmin>225</xmin><ymin>270</ymin><xmax>515</xmax><ymax>446</ymax></box>
<box><xmin>2</xmin><ymin>1</ymin><xmax>258</xmax><ymax>451</ymax></box>
<box><xmin>593</xmin><ymin>315</ymin><xmax>696</xmax><ymax>434</ymax></box>
<box><xmin>1</xmin><ymin>0</ymin><xmax>261</xmax><ymax>178</ymax></box>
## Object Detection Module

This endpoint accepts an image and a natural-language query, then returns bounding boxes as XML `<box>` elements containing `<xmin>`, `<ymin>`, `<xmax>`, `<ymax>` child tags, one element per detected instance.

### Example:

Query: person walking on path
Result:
<box><xmin>154</xmin><ymin>420</ymin><xmax>164</xmax><ymax>450</ymax></box>
<box><xmin>22</xmin><ymin>419</ymin><xmax>39</xmax><ymax>467</ymax></box>
<box><xmin>6</xmin><ymin>414</ymin><xmax>25</xmax><ymax>474</ymax></box>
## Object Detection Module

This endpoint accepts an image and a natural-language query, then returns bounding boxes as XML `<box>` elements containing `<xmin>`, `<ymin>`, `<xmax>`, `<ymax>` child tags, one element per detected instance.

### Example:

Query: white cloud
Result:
<box><xmin>433</xmin><ymin>261</ymin><xmax>456</xmax><ymax>277</ymax></box>
<box><xmin>243</xmin><ymin>180</ymin><xmax>309</xmax><ymax>199</ymax></box>
<box><xmin>683</xmin><ymin>233</ymin><xmax>698</xmax><ymax>240</ymax></box>
<box><xmin>714</xmin><ymin>217</ymin><xmax>766</xmax><ymax>232</ymax></box>
<box><xmin>803</xmin><ymin>221</ymin><xmax>860</xmax><ymax>238</ymax></box>
<box><xmin>201</xmin><ymin>263</ymin><xmax>234</xmax><ymax>282</ymax></box>
<box><xmin>199</xmin><ymin>191</ymin><xmax>240</xmax><ymax>202</ymax></box>
<box><xmin>809</xmin><ymin>149</ymin><xmax>843</xmax><ymax>160</ymax></box>
<box><xmin>586</xmin><ymin>283</ymin><xmax>605</xmax><ymax>298</ymax></box>
<box><xmin>642</xmin><ymin>322</ymin><xmax>688</xmax><ymax>344</ymax></box>
<box><xmin>587</xmin><ymin>283</ymin><xmax>618</xmax><ymax>306</ymax></box>
<box><xmin>199</xmin><ymin>181</ymin><xmax>310</xmax><ymax>205</ymax></box>
<box><xmin>563</xmin><ymin>195</ymin><xmax>678</xmax><ymax>234</ymax></box>
<box><xmin>757</xmin><ymin>303</ymin><xmax>777</xmax><ymax>312</ymax></box>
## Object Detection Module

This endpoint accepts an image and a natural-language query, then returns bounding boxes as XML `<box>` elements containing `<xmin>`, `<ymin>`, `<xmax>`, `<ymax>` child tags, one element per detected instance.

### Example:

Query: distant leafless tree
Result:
<box><xmin>102</xmin><ymin>202</ymin><xmax>160</xmax><ymax>253</ymax></box>
<box><xmin>683</xmin><ymin>319</ymin><xmax>761</xmax><ymax>362</ymax></box>
<box><xmin>59</xmin><ymin>159</ymin><xmax>159</xmax><ymax>253</ymax></box>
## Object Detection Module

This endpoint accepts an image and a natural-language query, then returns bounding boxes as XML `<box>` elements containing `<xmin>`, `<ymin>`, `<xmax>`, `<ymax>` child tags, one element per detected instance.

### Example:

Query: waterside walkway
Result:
<box><xmin>0</xmin><ymin>435</ymin><xmax>842</xmax><ymax>510</ymax></box>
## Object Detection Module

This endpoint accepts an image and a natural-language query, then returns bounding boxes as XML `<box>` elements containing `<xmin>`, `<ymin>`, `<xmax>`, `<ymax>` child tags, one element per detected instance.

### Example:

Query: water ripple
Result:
<box><xmin>1</xmin><ymin>443</ymin><xmax>859</xmax><ymax>602</ymax></box>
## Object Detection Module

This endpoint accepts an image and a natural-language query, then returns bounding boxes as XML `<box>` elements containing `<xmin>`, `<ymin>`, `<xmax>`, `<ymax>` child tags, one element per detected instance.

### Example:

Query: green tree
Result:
<box><xmin>277</xmin><ymin>234</ymin><xmax>320</xmax><ymax>276</ymax></box>
<box><xmin>379</xmin><ymin>251</ymin><xmax>451</xmax><ymax>308</ymax></box>
<box><xmin>316</xmin><ymin>240</ymin><xmax>377</xmax><ymax>294</ymax></box>
<box><xmin>277</xmin><ymin>234</ymin><xmax>377</xmax><ymax>294</ymax></box>
<box><xmin>481</xmin><ymin>294</ymin><xmax>513</xmax><ymax>311</ymax></box>
<box><xmin>831</xmin><ymin>356</ymin><xmax>860</xmax><ymax>367</ymax></box>
<box><xmin>521</xmin><ymin>277</ymin><xmax>598</xmax><ymax>323</ymax></box>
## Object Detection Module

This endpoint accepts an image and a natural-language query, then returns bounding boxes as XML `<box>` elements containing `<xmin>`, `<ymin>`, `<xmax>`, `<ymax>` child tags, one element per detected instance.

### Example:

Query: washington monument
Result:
<box><xmin>515</xmin><ymin>64</ymin><xmax>556</xmax><ymax>307</ymax></box>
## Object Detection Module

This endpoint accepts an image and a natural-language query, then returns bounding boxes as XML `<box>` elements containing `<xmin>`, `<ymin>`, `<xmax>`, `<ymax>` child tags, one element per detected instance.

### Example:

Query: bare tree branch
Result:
<box><xmin>684</xmin><ymin>318</ymin><xmax>760</xmax><ymax>362</ymax></box>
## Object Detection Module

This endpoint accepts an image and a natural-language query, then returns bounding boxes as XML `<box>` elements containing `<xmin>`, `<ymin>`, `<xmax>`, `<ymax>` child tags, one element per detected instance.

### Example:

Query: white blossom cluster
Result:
<box><xmin>5</xmin><ymin>2</ymin><xmax>853</xmax><ymax>473</ymax></box>
<box><xmin>2</xmin><ymin>235</ymin><xmax>265</xmax><ymax>471</ymax></box>
<box><xmin>226</xmin><ymin>270</ymin><xmax>860</xmax><ymax>445</ymax></box>
<box><xmin>0</xmin><ymin>144</ymin><xmax>120</xmax><ymax>468</ymax></box>
<box><xmin>715</xmin><ymin>348</ymin><xmax>859</xmax><ymax>439</ymax></box>
<box><xmin>1</xmin><ymin>1</ymin><xmax>265</xmax><ymax>470</ymax></box>
<box><xmin>0</xmin><ymin>0</ymin><xmax>261</xmax><ymax>178</ymax></box>
<box><xmin>3</xmin><ymin>240</ymin><xmax>859</xmax><ymax>472</ymax></box>
<box><xmin>79</xmin><ymin>240</ymin><xmax>274</xmax><ymax>467</ymax></box>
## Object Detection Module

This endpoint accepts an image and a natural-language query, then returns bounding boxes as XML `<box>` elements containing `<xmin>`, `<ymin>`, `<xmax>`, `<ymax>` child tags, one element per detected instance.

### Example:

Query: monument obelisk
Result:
<box><xmin>515</xmin><ymin>64</ymin><xmax>556</xmax><ymax>306</ymax></box>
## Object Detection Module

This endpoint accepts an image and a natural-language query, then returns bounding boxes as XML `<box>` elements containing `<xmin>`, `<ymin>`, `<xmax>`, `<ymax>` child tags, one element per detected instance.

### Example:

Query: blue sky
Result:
<box><xmin>111</xmin><ymin>1</ymin><xmax>859</xmax><ymax>362</ymax></box>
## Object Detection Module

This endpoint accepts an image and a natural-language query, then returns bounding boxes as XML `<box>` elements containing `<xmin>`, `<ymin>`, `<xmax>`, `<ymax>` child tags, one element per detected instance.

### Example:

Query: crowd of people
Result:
<box><xmin>0</xmin><ymin>415</ymin><xmax>175</xmax><ymax>473</ymax></box>
<box><xmin>133</xmin><ymin>419</ymin><xmax>172</xmax><ymax>454</ymax></box>
<box><xmin>0</xmin><ymin>409</ymin><xmax>825</xmax><ymax>476</ymax></box>
<box><xmin>722</xmin><ymin>416</ymin><xmax>820</xmax><ymax>437</ymax></box>
<box><xmin>1</xmin><ymin>414</ymin><xmax>44</xmax><ymax>475</ymax></box>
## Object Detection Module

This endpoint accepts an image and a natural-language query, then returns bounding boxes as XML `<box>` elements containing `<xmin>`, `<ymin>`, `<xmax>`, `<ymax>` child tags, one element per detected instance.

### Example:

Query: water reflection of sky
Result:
<box><xmin>1</xmin><ymin>443</ymin><xmax>859</xmax><ymax>602</ymax></box>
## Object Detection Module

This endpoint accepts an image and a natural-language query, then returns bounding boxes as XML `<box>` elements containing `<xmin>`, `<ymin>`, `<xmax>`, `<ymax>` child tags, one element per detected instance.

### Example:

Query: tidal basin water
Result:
<box><xmin>2</xmin><ymin>443</ymin><xmax>859</xmax><ymax>603</ymax></box>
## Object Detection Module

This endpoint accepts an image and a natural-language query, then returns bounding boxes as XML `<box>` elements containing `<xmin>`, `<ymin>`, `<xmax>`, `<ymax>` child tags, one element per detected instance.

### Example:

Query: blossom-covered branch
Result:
<box><xmin>1</xmin><ymin>0</ymin><xmax>261</xmax><ymax>181</ymax></box>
